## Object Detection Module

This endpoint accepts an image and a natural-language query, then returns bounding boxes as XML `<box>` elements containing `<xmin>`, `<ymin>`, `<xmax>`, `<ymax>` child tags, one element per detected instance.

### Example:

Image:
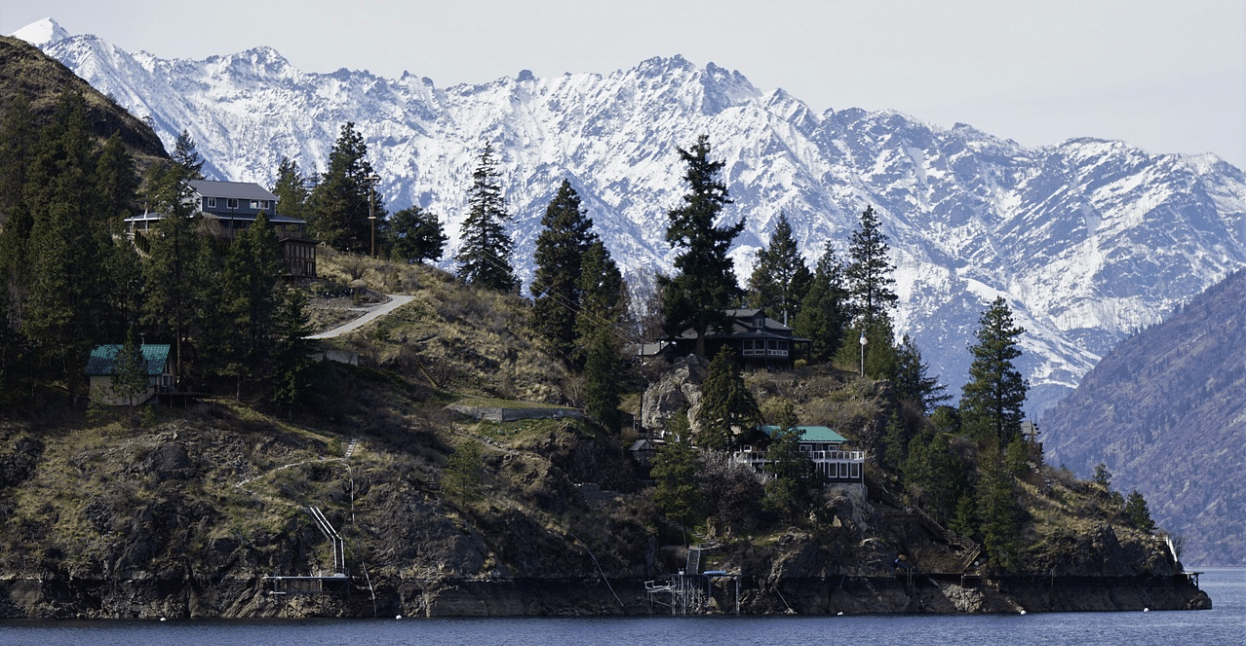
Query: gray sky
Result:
<box><xmin>5</xmin><ymin>0</ymin><xmax>1244</xmax><ymax>169</ymax></box>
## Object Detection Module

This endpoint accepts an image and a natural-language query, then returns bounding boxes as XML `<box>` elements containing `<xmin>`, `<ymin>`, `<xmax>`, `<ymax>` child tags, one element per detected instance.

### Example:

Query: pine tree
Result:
<box><xmin>271</xmin><ymin>287</ymin><xmax>317</xmax><ymax>409</ymax></box>
<box><xmin>271</xmin><ymin>156</ymin><xmax>310</xmax><ymax>224</ymax></box>
<box><xmin>0</xmin><ymin>93</ymin><xmax>37</xmax><ymax>218</ymax></box>
<box><xmin>21</xmin><ymin>92</ymin><xmax>112</xmax><ymax>397</ymax></box>
<box><xmin>387</xmin><ymin>205</ymin><xmax>446</xmax><ymax>264</ymax></box>
<box><xmin>976</xmin><ymin>451</ymin><xmax>1024</xmax><ymax>570</ymax></box>
<box><xmin>142</xmin><ymin>156</ymin><xmax>211</xmax><ymax>388</ymax></box>
<box><xmin>455</xmin><ymin>142</ymin><xmax>517</xmax><ymax>291</ymax></box>
<box><xmin>218</xmin><ymin>212</ymin><xmax>285</xmax><ymax>397</ymax></box>
<box><xmin>171</xmin><ymin>129</ymin><xmax>205</xmax><ymax>180</ymax></box>
<box><xmin>748</xmin><ymin>212</ymin><xmax>811</xmax><ymax>324</ymax></box>
<box><xmin>762</xmin><ymin>400</ymin><xmax>817</xmax><ymax>524</ymax></box>
<box><xmin>112</xmin><ymin>326</ymin><xmax>150</xmax><ymax>415</ymax></box>
<box><xmin>95</xmin><ymin>132</ymin><xmax>139</xmax><ymax>222</ymax></box>
<box><xmin>577</xmin><ymin>241</ymin><xmax>626</xmax><ymax>433</ymax></box>
<box><xmin>893</xmin><ymin>334</ymin><xmax>950</xmax><ymax>413</ymax></box>
<box><xmin>309</xmin><ymin>122</ymin><xmax>384</xmax><ymax>253</ymax></box>
<box><xmin>531</xmin><ymin>179</ymin><xmax>598</xmax><ymax>359</ymax></box>
<box><xmin>794</xmin><ymin>240</ymin><xmax>850</xmax><ymax>364</ymax></box>
<box><xmin>960</xmin><ymin>297</ymin><xmax>1028</xmax><ymax>447</ymax></box>
<box><xmin>662</xmin><ymin>135</ymin><xmax>745</xmax><ymax>357</ymax></box>
<box><xmin>651</xmin><ymin>418</ymin><xmax>707</xmax><ymax>545</ymax></box>
<box><xmin>696</xmin><ymin>346</ymin><xmax>761</xmax><ymax>450</ymax></box>
<box><xmin>845</xmin><ymin>205</ymin><xmax>898</xmax><ymax>324</ymax></box>
<box><xmin>574</xmin><ymin>242</ymin><xmax>625</xmax><ymax>359</ymax></box>
<box><xmin>1124</xmin><ymin>490</ymin><xmax>1156</xmax><ymax>533</ymax></box>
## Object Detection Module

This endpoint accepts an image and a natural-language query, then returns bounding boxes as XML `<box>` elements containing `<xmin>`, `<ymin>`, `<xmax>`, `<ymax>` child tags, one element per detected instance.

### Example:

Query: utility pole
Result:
<box><xmin>859</xmin><ymin>328</ymin><xmax>867</xmax><ymax>376</ymax></box>
<box><xmin>367</xmin><ymin>175</ymin><xmax>380</xmax><ymax>258</ymax></box>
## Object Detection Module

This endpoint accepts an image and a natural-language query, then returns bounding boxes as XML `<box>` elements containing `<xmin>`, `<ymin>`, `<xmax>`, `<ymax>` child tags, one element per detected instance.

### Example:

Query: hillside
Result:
<box><xmin>0</xmin><ymin>35</ymin><xmax>166</xmax><ymax>170</ymax></box>
<box><xmin>21</xmin><ymin>18</ymin><xmax>1246</xmax><ymax>417</ymax></box>
<box><xmin>0</xmin><ymin>254</ymin><xmax>1209</xmax><ymax>618</ymax></box>
<box><xmin>1043</xmin><ymin>271</ymin><xmax>1246</xmax><ymax>566</ymax></box>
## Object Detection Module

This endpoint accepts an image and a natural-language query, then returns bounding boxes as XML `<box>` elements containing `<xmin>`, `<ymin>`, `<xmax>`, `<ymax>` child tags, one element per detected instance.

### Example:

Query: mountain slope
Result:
<box><xmin>18</xmin><ymin>18</ymin><xmax>1246</xmax><ymax>415</ymax></box>
<box><xmin>1042</xmin><ymin>270</ymin><xmax>1246</xmax><ymax>565</ymax></box>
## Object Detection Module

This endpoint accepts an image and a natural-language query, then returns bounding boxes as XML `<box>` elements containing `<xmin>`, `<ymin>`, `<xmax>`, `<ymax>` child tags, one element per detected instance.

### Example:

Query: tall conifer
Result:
<box><xmin>662</xmin><ymin>135</ymin><xmax>744</xmax><ymax>357</ymax></box>
<box><xmin>748</xmin><ymin>212</ymin><xmax>811</xmax><ymax>324</ymax></box>
<box><xmin>532</xmin><ymin>179</ymin><xmax>597</xmax><ymax>358</ymax></box>
<box><xmin>960</xmin><ymin>297</ymin><xmax>1028</xmax><ymax>447</ymax></box>
<box><xmin>456</xmin><ymin>142</ymin><xmax>517</xmax><ymax>291</ymax></box>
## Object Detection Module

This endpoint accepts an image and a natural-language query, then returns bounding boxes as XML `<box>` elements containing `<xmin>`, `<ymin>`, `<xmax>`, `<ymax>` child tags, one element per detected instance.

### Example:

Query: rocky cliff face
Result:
<box><xmin>0</xmin><ymin>401</ymin><xmax>1209</xmax><ymax>619</ymax></box>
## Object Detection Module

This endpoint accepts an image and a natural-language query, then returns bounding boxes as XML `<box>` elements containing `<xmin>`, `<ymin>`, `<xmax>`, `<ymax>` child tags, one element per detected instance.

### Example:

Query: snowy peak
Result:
<box><xmin>9</xmin><ymin>17</ymin><xmax>69</xmax><ymax>47</ymax></box>
<box><xmin>27</xmin><ymin>22</ymin><xmax>1246</xmax><ymax>418</ymax></box>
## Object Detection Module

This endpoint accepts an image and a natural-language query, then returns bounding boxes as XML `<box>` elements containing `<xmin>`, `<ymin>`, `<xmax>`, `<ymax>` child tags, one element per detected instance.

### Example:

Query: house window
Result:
<box><xmin>227</xmin><ymin>199</ymin><xmax>238</xmax><ymax>209</ymax></box>
<box><xmin>206</xmin><ymin>197</ymin><xmax>216</xmax><ymax>208</ymax></box>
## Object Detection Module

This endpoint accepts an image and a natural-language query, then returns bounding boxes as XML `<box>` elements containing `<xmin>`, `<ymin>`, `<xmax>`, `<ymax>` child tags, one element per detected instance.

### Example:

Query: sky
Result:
<box><xmin>4</xmin><ymin>0</ymin><xmax>1244</xmax><ymax>169</ymax></box>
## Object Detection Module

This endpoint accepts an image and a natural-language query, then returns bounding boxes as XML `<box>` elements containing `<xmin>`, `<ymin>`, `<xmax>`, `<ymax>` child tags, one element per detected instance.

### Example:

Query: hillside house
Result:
<box><xmin>127</xmin><ymin>180</ymin><xmax>317</xmax><ymax>278</ymax></box>
<box><xmin>649</xmin><ymin>308</ymin><xmax>811</xmax><ymax>370</ymax></box>
<box><xmin>735</xmin><ymin>425</ymin><xmax>865</xmax><ymax>483</ymax></box>
<box><xmin>85</xmin><ymin>344</ymin><xmax>174</xmax><ymax>405</ymax></box>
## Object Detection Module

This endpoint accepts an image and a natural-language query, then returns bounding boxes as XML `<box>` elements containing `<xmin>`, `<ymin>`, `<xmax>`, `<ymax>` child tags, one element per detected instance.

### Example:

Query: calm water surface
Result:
<box><xmin>1</xmin><ymin>568</ymin><xmax>1241</xmax><ymax>645</ymax></box>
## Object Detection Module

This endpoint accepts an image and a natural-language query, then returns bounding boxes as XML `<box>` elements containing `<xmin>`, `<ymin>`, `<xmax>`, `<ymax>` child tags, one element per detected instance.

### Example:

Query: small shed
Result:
<box><xmin>85</xmin><ymin>344</ymin><xmax>173</xmax><ymax>405</ymax></box>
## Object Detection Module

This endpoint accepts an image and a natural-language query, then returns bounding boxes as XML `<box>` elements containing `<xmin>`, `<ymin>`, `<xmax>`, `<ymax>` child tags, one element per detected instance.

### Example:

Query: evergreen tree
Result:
<box><xmin>387</xmin><ymin>205</ymin><xmax>446</xmax><ymax>264</ymax></box>
<box><xmin>94</xmin><ymin>132</ymin><xmax>139</xmax><ymax>222</ymax></box>
<box><xmin>531</xmin><ymin>179</ymin><xmax>598</xmax><ymax>358</ymax></box>
<box><xmin>960</xmin><ymin>297</ymin><xmax>1028</xmax><ymax>447</ymax></box>
<box><xmin>112</xmin><ymin>326</ymin><xmax>149</xmax><ymax>415</ymax></box>
<box><xmin>893</xmin><ymin>334</ymin><xmax>950</xmax><ymax>413</ymax></box>
<box><xmin>845</xmin><ymin>205</ymin><xmax>898</xmax><ymax>324</ymax></box>
<box><xmin>271</xmin><ymin>156</ymin><xmax>310</xmax><ymax>223</ymax></box>
<box><xmin>171</xmin><ymin>129</ymin><xmax>205</xmax><ymax>180</ymax></box>
<box><xmin>574</xmin><ymin>241</ymin><xmax>625</xmax><ymax>360</ymax></box>
<box><xmin>661</xmin><ymin>135</ymin><xmax>745</xmax><ymax>357</ymax></box>
<box><xmin>218</xmin><ymin>212</ymin><xmax>285</xmax><ymax>397</ymax></box>
<box><xmin>651</xmin><ymin>417</ymin><xmax>707</xmax><ymax>546</ymax></box>
<box><xmin>976</xmin><ymin>451</ymin><xmax>1024</xmax><ymax>570</ymax></box>
<box><xmin>903</xmin><ymin>432</ymin><xmax>968</xmax><ymax>523</ymax></box>
<box><xmin>748</xmin><ymin>212</ymin><xmax>811</xmax><ymax>324</ymax></box>
<box><xmin>696</xmin><ymin>346</ymin><xmax>761</xmax><ymax>450</ymax></box>
<box><xmin>21</xmin><ymin>92</ymin><xmax>111</xmax><ymax>396</ymax></box>
<box><xmin>455</xmin><ymin>142</ymin><xmax>517</xmax><ymax>291</ymax></box>
<box><xmin>762</xmin><ymin>400</ymin><xmax>818</xmax><ymax>524</ymax></box>
<box><xmin>309</xmin><ymin>122</ymin><xmax>385</xmax><ymax>253</ymax></box>
<box><xmin>1124</xmin><ymin>490</ymin><xmax>1156</xmax><ymax>533</ymax></box>
<box><xmin>142</xmin><ymin>158</ymin><xmax>210</xmax><ymax>387</ymax></box>
<box><xmin>794</xmin><ymin>240</ymin><xmax>850</xmax><ymax>364</ymax></box>
<box><xmin>583</xmin><ymin>332</ymin><xmax>624</xmax><ymax>434</ymax></box>
<box><xmin>0</xmin><ymin>94</ymin><xmax>38</xmax><ymax>218</ymax></box>
<box><xmin>271</xmin><ymin>287</ymin><xmax>317</xmax><ymax>409</ymax></box>
<box><xmin>577</xmin><ymin>242</ymin><xmax>626</xmax><ymax>433</ymax></box>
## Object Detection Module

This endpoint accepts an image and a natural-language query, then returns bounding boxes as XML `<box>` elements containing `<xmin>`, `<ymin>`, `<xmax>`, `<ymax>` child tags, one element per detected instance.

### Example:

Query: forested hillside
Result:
<box><xmin>1043</xmin><ymin>271</ymin><xmax>1246</xmax><ymax>565</ymax></box>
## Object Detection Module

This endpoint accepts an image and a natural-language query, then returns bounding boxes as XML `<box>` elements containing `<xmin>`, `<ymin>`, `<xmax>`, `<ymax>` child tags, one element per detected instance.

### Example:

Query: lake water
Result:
<box><xmin>1</xmin><ymin>568</ymin><xmax>1241</xmax><ymax>645</ymax></box>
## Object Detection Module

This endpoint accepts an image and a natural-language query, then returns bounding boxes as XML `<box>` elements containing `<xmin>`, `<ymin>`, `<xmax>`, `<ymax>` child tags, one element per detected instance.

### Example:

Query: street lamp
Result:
<box><xmin>859</xmin><ymin>328</ymin><xmax>867</xmax><ymax>377</ymax></box>
<box><xmin>367</xmin><ymin>175</ymin><xmax>380</xmax><ymax>258</ymax></box>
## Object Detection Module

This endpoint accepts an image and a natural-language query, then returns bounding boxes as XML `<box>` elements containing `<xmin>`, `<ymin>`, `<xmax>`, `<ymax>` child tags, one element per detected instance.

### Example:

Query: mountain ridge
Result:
<box><xmin>16</xmin><ymin>17</ymin><xmax>1246</xmax><ymax>416</ymax></box>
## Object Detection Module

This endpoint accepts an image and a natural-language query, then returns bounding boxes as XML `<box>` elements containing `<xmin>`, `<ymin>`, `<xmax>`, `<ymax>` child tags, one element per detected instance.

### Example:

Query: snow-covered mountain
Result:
<box><xmin>17</xmin><ymin>18</ymin><xmax>1246</xmax><ymax>416</ymax></box>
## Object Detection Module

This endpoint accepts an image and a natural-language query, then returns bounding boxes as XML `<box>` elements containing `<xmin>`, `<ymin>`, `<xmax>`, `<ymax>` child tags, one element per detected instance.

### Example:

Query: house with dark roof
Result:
<box><xmin>85</xmin><ymin>344</ymin><xmax>174</xmax><ymax>405</ymax></box>
<box><xmin>735</xmin><ymin>425</ymin><xmax>865</xmax><ymax>483</ymax></box>
<box><xmin>655</xmin><ymin>308</ymin><xmax>811</xmax><ymax>370</ymax></box>
<box><xmin>127</xmin><ymin>180</ymin><xmax>317</xmax><ymax>278</ymax></box>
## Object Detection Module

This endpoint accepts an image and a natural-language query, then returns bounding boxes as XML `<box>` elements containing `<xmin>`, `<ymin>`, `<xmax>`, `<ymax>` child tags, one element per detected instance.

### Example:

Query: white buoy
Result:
<box><xmin>837</xmin><ymin>612</ymin><xmax>844</xmax><ymax>616</ymax></box>
<box><xmin>1144</xmin><ymin>608</ymin><xmax>1150</xmax><ymax>612</ymax></box>
<box><xmin>160</xmin><ymin>617</ymin><xmax>167</xmax><ymax>622</ymax></box>
<box><xmin>1019</xmin><ymin>610</ymin><xmax>1026</xmax><ymax>615</ymax></box>
<box><xmin>395</xmin><ymin>614</ymin><xmax>402</xmax><ymax>620</ymax></box>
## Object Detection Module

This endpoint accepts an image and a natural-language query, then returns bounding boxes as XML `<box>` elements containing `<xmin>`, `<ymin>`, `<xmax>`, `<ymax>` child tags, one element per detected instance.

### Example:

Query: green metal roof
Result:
<box><xmin>86</xmin><ymin>344</ymin><xmax>171</xmax><ymax>376</ymax></box>
<box><xmin>760</xmin><ymin>425</ymin><xmax>847</xmax><ymax>443</ymax></box>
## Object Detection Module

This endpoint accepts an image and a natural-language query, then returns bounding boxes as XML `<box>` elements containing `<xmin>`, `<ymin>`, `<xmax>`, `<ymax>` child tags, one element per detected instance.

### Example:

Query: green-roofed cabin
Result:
<box><xmin>85</xmin><ymin>344</ymin><xmax>174</xmax><ymax>406</ymax></box>
<box><xmin>738</xmin><ymin>425</ymin><xmax>865</xmax><ymax>483</ymax></box>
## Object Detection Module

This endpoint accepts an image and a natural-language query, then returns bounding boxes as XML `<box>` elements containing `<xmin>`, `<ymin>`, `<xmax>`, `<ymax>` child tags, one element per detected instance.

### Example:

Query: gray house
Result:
<box><xmin>127</xmin><ymin>180</ymin><xmax>318</xmax><ymax>278</ymax></box>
